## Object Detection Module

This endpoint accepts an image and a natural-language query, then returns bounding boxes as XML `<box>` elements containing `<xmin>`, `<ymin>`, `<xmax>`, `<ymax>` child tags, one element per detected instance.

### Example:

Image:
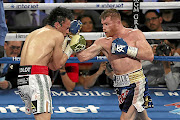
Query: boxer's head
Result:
<box><xmin>46</xmin><ymin>7</ymin><xmax>74</xmax><ymax>36</ymax></box>
<box><xmin>100</xmin><ymin>9</ymin><xmax>122</xmax><ymax>37</ymax></box>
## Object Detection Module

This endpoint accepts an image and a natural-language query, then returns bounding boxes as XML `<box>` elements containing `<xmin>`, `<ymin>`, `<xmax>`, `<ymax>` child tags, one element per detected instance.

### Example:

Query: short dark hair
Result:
<box><xmin>144</xmin><ymin>10</ymin><xmax>161</xmax><ymax>17</ymax></box>
<box><xmin>100</xmin><ymin>9</ymin><xmax>121</xmax><ymax>20</ymax></box>
<box><xmin>77</xmin><ymin>14</ymin><xmax>95</xmax><ymax>26</ymax></box>
<box><xmin>46</xmin><ymin>7</ymin><xmax>74</xmax><ymax>27</ymax></box>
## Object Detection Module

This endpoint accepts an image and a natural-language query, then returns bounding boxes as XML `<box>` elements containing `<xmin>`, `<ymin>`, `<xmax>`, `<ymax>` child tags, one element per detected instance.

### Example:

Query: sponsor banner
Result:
<box><xmin>0</xmin><ymin>104</ymin><xmax>100</xmax><ymax>114</ymax></box>
<box><xmin>96</xmin><ymin>3</ymin><xmax>124</xmax><ymax>9</ymax></box>
<box><xmin>133</xmin><ymin>0</ymin><xmax>140</xmax><ymax>29</ymax></box>
<box><xmin>1</xmin><ymin>86</ymin><xmax>180</xmax><ymax>120</ymax></box>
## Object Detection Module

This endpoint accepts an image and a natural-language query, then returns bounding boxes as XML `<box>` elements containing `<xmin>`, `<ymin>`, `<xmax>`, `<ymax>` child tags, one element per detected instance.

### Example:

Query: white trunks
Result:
<box><xmin>17</xmin><ymin>65</ymin><xmax>53</xmax><ymax>115</ymax></box>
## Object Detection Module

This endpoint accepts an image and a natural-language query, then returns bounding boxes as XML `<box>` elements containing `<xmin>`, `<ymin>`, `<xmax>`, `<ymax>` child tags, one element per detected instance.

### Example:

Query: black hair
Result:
<box><xmin>77</xmin><ymin>14</ymin><xmax>95</xmax><ymax>24</ymax></box>
<box><xmin>144</xmin><ymin>10</ymin><xmax>162</xmax><ymax>17</ymax></box>
<box><xmin>77</xmin><ymin>14</ymin><xmax>95</xmax><ymax>26</ymax></box>
<box><xmin>46</xmin><ymin>6</ymin><xmax>74</xmax><ymax>27</ymax></box>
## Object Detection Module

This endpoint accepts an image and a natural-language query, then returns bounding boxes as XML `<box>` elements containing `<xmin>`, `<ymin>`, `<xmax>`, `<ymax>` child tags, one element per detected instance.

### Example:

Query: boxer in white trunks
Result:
<box><xmin>17</xmin><ymin>7</ymin><xmax>86</xmax><ymax>120</ymax></box>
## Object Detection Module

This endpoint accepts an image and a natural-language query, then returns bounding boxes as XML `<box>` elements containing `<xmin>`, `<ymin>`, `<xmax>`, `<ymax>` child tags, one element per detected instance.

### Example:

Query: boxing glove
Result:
<box><xmin>69</xmin><ymin>20</ymin><xmax>82</xmax><ymax>35</ymax></box>
<box><xmin>64</xmin><ymin>35</ymin><xmax>86</xmax><ymax>58</ymax></box>
<box><xmin>111</xmin><ymin>38</ymin><xmax>138</xmax><ymax>58</ymax></box>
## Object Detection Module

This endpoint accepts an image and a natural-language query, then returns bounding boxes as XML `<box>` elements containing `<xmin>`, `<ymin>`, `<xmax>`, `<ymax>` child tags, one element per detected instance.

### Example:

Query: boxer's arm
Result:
<box><xmin>50</xmin><ymin>34</ymin><xmax>68</xmax><ymax>70</ymax></box>
<box><xmin>135</xmin><ymin>30</ymin><xmax>154</xmax><ymax>61</ymax></box>
<box><xmin>48</xmin><ymin>60</ymin><xmax>58</xmax><ymax>71</ymax></box>
<box><xmin>62</xmin><ymin>37</ymin><xmax>68</xmax><ymax>51</ymax></box>
<box><xmin>76</xmin><ymin>38</ymin><xmax>103</xmax><ymax>62</ymax></box>
<box><xmin>51</xmin><ymin>34</ymin><xmax>86</xmax><ymax>70</ymax></box>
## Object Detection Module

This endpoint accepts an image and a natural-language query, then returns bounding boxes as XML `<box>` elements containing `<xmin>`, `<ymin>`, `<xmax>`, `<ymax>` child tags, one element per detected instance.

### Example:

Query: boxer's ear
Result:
<box><xmin>54</xmin><ymin>21</ymin><xmax>62</xmax><ymax>29</ymax></box>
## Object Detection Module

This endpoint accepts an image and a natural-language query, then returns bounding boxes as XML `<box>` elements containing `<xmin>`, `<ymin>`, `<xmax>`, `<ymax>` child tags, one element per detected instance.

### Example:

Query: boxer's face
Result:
<box><xmin>58</xmin><ymin>18</ymin><xmax>71</xmax><ymax>37</ymax></box>
<box><xmin>101</xmin><ymin>16</ymin><xmax>116</xmax><ymax>37</ymax></box>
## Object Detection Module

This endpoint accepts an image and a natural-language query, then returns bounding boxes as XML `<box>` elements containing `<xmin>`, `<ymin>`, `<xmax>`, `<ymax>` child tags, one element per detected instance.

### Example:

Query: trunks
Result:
<box><xmin>17</xmin><ymin>65</ymin><xmax>53</xmax><ymax>115</ymax></box>
<box><xmin>113</xmin><ymin>69</ymin><xmax>153</xmax><ymax>113</ymax></box>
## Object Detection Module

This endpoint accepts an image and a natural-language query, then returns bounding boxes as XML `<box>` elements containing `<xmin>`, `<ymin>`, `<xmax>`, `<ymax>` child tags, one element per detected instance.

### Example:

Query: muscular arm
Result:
<box><xmin>135</xmin><ymin>30</ymin><xmax>154</xmax><ymax>61</ymax></box>
<box><xmin>49</xmin><ymin>34</ymin><xmax>69</xmax><ymax>70</ymax></box>
<box><xmin>76</xmin><ymin>39</ymin><xmax>103</xmax><ymax>62</ymax></box>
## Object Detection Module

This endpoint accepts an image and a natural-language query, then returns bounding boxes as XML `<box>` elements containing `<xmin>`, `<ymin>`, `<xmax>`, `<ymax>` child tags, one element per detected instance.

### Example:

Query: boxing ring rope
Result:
<box><xmin>3</xmin><ymin>2</ymin><xmax>180</xmax><ymax>63</ymax></box>
<box><xmin>4</xmin><ymin>31</ymin><xmax>180</xmax><ymax>63</ymax></box>
<box><xmin>0</xmin><ymin>56</ymin><xmax>180</xmax><ymax>64</ymax></box>
<box><xmin>3</xmin><ymin>2</ymin><xmax>180</xmax><ymax>10</ymax></box>
<box><xmin>5</xmin><ymin>31</ymin><xmax>180</xmax><ymax>41</ymax></box>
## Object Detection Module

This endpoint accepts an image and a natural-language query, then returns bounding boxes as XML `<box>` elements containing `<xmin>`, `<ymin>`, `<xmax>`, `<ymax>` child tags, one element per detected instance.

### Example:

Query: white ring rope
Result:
<box><xmin>3</xmin><ymin>2</ymin><xmax>180</xmax><ymax>10</ymax></box>
<box><xmin>5</xmin><ymin>32</ymin><xmax>180</xmax><ymax>41</ymax></box>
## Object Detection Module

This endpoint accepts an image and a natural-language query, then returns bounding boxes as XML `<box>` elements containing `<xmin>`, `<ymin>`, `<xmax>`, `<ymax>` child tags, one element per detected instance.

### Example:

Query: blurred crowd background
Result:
<box><xmin>0</xmin><ymin>0</ymin><xmax>180</xmax><ymax>92</ymax></box>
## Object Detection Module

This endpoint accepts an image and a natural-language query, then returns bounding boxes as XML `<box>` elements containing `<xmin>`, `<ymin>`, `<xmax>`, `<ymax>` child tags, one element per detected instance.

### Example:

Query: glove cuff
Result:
<box><xmin>64</xmin><ymin>44</ymin><xmax>73</xmax><ymax>58</ymax></box>
<box><xmin>127</xmin><ymin>46</ymin><xmax>138</xmax><ymax>58</ymax></box>
<box><xmin>62</xmin><ymin>37</ymin><xmax>68</xmax><ymax>52</ymax></box>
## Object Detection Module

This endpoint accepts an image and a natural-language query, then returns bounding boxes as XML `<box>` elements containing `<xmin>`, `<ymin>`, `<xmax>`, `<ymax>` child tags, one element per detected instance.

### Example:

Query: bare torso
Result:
<box><xmin>20</xmin><ymin>25</ymin><xmax>63</xmax><ymax>67</ymax></box>
<box><xmin>99</xmin><ymin>28</ymin><xmax>142</xmax><ymax>75</ymax></box>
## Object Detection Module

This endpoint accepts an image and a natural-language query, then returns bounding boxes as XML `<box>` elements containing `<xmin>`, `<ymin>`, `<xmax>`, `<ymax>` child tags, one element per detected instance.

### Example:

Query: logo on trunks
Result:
<box><xmin>165</xmin><ymin>102</ymin><xmax>180</xmax><ymax>115</ymax></box>
<box><xmin>17</xmin><ymin>76</ymin><xmax>29</xmax><ymax>86</ymax></box>
<box><xmin>117</xmin><ymin>89</ymin><xmax>129</xmax><ymax>105</ymax></box>
<box><xmin>96</xmin><ymin>3</ymin><xmax>123</xmax><ymax>8</ymax></box>
<box><xmin>19</xmin><ymin>67</ymin><xmax>31</xmax><ymax>74</ymax></box>
<box><xmin>113</xmin><ymin>75</ymin><xmax>130</xmax><ymax>87</ymax></box>
<box><xmin>10</xmin><ymin>4</ymin><xmax>39</xmax><ymax>9</ymax></box>
<box><xmin>31</xmin><ymin>100</ymin><xmax>37</xmax><ymax>113</ymax></box>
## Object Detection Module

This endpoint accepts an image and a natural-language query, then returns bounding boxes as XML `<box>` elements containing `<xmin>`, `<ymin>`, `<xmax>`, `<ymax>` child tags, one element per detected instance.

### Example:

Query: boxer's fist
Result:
<box><xmin>64</xmin><ymin>35</ymin><xmax>86</xmax><ymax>58</ymax></box>
<box><xmin>111</xmin><ymin>38</ymin><xmax>138</xmax><ymax>58</ymax></box>
<box><xmin>69</xmin><ymin>20</ymin><xmax>82</xmax><ymax>35</ymax></box>
<box><xmin>70</xmin><ymin>35</ymin><xmax>86</xmax><ymax>52</ymax></box>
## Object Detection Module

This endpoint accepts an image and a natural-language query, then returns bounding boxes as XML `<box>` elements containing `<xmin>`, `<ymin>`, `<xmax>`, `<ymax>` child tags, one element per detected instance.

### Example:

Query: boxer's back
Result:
<box><xmin>20</xmin><ymin>25</ymin><xmax>60</xmax><ymax>66</ymax></box>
